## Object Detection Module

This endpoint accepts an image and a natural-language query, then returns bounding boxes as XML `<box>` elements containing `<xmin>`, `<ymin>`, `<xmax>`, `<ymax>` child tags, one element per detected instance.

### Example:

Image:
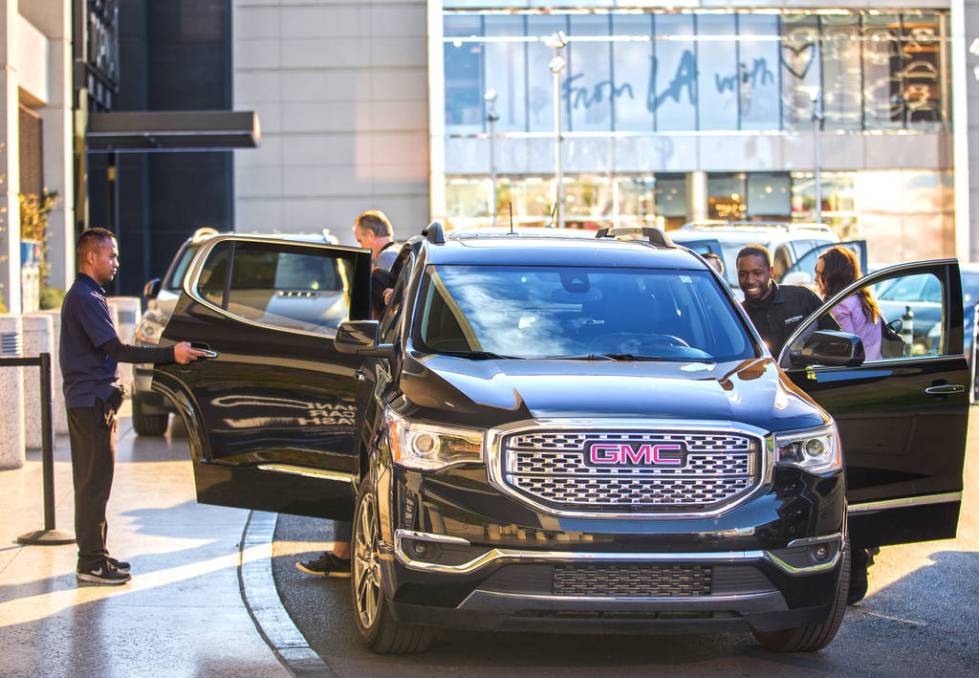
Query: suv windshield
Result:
<box><xmin>414</xmin><ymin>265</ymin><xmax>756</xmax><ymax>362</ymax></box>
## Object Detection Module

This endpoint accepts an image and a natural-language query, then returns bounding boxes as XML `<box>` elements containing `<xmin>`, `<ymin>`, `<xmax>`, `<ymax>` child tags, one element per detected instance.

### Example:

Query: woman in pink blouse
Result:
<box><xmin>815</xmin><ymin>246</ymin><xmax>882</xmax><ymax>361</ymax></box>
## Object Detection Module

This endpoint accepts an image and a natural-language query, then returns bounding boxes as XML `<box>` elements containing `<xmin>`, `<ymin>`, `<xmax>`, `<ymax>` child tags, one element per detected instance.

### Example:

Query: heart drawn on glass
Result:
<box><xmin>781</xmin><ymin>42</ymin><xmax>817</xmax><ymax>80</ymax></box>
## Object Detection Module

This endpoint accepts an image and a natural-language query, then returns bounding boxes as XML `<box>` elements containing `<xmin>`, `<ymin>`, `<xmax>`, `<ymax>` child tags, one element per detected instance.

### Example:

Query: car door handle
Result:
<box><xmin>191</xmin><ymin>342</ymin><xmax>218</xmax><ymax>359</ymax></box>
<box><xmin>924</xmin><ymin>384</ymin><xmax>965</xmax><ymax>396</ymax></box>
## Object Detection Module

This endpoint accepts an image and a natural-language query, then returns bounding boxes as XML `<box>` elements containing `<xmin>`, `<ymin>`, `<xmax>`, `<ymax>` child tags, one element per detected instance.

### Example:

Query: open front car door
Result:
<box><xmin>153</xmin><ymin>235</ymin><xmax>372</xmax><ymax>519</ymax></box>
<box><xmin>779</xmin><ymin>259</ymin><xmax>968</xmax><ymax>549</ymax></box>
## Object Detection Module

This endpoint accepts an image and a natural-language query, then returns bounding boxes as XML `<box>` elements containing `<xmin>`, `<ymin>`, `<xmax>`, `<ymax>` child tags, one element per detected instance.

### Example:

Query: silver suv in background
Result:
<box><xmin>132</xmin><ymin>227</ymin><xmax>341</xmax><ymax>435</ymax></box>
<box><xmin>670</xmin><ymin>221</ymin><xmax>867</xmax><ymax>297</ymax></box>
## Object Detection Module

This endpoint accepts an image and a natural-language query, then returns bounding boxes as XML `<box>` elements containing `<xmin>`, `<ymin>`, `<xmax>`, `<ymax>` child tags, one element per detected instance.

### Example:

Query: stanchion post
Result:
<box><xmin>17</xmin><ymin>352</ymin><xmax>75</xmax><ymax>546</ymax></box>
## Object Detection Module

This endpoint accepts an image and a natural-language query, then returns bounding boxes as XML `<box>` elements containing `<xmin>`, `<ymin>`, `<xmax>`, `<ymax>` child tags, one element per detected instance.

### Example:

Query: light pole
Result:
<box><xmin>484</xmin><ymin>88</ymin><xmax>500</xmax><ymax>227</ymax></box>
<box><xmin>809</xmin><ymin>89</ymin><xmax>824</xmax><ymax>224</ymax></box>
<box><xmin>545</xmin><ymin>31</ymin><xmax>567</xmax><ymax>229</ymax></box>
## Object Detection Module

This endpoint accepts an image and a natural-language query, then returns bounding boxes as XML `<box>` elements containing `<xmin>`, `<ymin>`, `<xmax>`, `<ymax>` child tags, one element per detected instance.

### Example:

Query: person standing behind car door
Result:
<box><xmin>63</xmin><ymin>228</ymin><xmax>207</xmax><ymax>586</ymax></box>
<box><xmin>815</xmin><ymin>246</ymin><xmax>882</xmax><ymax>361</ymax></box>
<box><xmin>296</xmin><ymin>210</ymin><xmax>400</xmax><ymax>579</ymax></box>
<box><xmin>737</xmin><ymin>244</ymin><xmax>838</xmax><ymax>356</ymax></box>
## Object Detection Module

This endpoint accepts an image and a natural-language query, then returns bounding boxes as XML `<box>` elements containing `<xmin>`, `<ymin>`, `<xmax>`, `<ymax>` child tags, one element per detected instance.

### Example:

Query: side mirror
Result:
<box><xmin>335</xmin><ymin>320</ymin><xmax>394</xmax><ymax>357</ymax></box>
<box><xmin>143</xmin><ymin>278</ymin><xmax>162</xmax><ymax>299</ymax></box>
<box><xmin>790</xmin><ymin>330</ymin><xmax>865</xmax><ymax>368</ymax></box>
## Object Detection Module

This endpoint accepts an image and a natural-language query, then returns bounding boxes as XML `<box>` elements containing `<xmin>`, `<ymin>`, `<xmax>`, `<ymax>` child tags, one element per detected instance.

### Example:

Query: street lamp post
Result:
<box><xmin>545</xmin><ymin>32</ymin><xmax>567</xmax><ymax>229</ymax></box>
<box><xmin>484</xmin><ymin>88</ymin><xmax>500</xmax><ymax>227</ymax></box>
<box><xmin>810</xmin><ymin>89</ymin><xmax>824</xmax><ymax>224</ymax></box>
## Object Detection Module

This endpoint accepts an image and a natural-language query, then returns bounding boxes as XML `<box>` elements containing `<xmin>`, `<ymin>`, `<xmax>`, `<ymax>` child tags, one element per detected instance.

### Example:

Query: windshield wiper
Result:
<box><xmin>546</xmin><ymin>353</ymin><xmax>616</xmax><ymax>361</ymax></box>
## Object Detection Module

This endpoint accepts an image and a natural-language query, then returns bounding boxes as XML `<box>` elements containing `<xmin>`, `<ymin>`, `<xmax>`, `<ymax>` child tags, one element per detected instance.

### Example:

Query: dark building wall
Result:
<box><xmin>89</xmin><ymin>0</ymin><xmax>233</xmax><ymax>295</ymax></box>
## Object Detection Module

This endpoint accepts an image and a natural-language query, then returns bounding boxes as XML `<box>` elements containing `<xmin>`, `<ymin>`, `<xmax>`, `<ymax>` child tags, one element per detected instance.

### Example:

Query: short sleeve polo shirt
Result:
<box><xmin>60</xmin><ymin>273</ymin><xmax>120</xmax><ymax>408</ymax></box>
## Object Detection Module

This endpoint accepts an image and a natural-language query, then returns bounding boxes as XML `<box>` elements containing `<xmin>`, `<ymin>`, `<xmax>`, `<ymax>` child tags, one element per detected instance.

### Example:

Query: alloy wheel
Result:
<box><xmin>354</xmin><ymin>492</ymin><xmax>382</xmax><ymax>629</ymax></box>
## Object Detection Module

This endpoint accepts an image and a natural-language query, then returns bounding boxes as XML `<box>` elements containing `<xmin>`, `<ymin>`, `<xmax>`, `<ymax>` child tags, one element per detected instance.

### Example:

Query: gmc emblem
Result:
<box><xmin>587</xmin><ymin>442</ymin><xmax>686</xmax><ymax>467</ymax></box>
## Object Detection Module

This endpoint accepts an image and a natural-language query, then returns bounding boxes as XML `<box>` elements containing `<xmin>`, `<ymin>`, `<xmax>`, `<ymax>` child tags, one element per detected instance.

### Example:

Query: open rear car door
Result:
<box><xmin>152</xmin><ymin>235</ymin><xmax>372</xmax><ymax>519</ymax></box>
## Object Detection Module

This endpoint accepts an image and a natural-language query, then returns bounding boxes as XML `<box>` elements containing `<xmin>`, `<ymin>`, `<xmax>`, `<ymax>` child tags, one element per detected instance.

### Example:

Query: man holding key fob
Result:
<box><xmin>61</xmin><ymin>228</ymin><xmax>208</xmax><ymax>585</ymax></box>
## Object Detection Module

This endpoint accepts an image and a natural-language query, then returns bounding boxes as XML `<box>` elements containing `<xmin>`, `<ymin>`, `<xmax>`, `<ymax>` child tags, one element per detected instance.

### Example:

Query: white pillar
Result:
<box><xmin>22</xmin><ymin>312</ymin><xmax>53</xmax><ymax>449</ymax></box>
<box><xmin>107</xmin><ymin>296</ymin><xmax>141</xmax><ymax>395</ymax></box>
<box><xmin>41</xmin><ymin>307</ymin><xmax>68</xmax><ymax>434</ymax></box>
<box><xmin>686</xmin><ymin>171</ymin><xmax>709</xmax><ymax>223</ymax></box>
<box><xmin>0</xmin><ymin>0</ymin><xmax>22</xmax><ymax>314</ymax></box>
<box><xmin>0</xmin><ymin>314</ymin><xmax>25</xmax><ymax>468</ymax></box>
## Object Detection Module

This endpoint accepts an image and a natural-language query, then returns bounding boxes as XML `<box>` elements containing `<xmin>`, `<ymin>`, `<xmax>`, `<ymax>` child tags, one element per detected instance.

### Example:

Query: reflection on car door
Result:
<box><xmin>153</xmin><ymin>235</ymin><xmax>372</xmax><ymax>519</ymax></box>
<box><xmin>779</xmin><ymin>259</ymin><xmax>968</xmax><ymax>549</ymax></box>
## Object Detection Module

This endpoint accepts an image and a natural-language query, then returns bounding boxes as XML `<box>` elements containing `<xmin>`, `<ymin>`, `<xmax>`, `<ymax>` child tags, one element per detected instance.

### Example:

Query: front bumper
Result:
<box><xmin>383</xmin><ymin>532</ymin><xmax>843</xmax><ymax>634</ymax></box>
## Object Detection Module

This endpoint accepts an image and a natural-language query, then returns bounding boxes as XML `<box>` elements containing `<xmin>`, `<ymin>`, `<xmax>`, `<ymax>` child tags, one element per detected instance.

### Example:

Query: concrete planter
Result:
<box><xmin>0</xmin><ymin>315</ymin><xmax>26</xmax><ymax>470</ymax></box>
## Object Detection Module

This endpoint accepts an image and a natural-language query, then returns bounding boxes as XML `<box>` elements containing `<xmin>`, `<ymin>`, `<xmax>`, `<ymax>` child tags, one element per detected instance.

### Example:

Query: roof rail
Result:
<box><xmin>596</xmin><ymin>226</ymin><xmax>673</xmax><ymax>248</ymax></box>
<box><xmin>422</xmin><ymin>221</ymin><xmax>445</xmax><ymax>245</ymax></box>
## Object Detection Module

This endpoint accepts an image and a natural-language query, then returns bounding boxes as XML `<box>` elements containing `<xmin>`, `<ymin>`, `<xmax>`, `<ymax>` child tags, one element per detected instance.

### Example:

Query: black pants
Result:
<box><xmin>67</xmin><ymin>401</ymin><xmax>117</xmax><ymax>570</ymax></box>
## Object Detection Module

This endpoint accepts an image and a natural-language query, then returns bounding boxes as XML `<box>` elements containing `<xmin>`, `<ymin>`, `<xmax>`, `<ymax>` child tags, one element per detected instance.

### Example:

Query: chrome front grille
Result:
<box><xmin>553</xmin><ymin>564</ymin><xmax>712</xmax><ymax>597</ymax></box>
<box><xmin>501</xmin><ymin>430</ymin><xmax>760</xmax><ymax>513</ymax></box>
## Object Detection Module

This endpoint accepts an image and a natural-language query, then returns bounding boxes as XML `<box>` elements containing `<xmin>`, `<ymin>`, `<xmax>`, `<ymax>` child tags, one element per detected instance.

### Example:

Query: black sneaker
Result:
<box><xmin>107</xmin><ymin>557</ymin><xmax>131</xmax><ymax>574</ymax></box>
<box><xmin>77</xmin><ymin>561</ymin><xmax>131</xmax><ymax>586</ymax></box>
<box><xmin>295</xmin><ymin>552</ymin><xmax>351</xmax><ymax>578</ymax></box>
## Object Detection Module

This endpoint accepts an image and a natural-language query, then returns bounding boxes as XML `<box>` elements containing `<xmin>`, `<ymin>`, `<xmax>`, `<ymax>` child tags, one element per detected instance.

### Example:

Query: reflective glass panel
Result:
<box><xmin>821</xmin><ymin>14</ymin><xmax>862</xmax><ymax>130</ymax></box>
<box><xmin>696</xmin><ymin>14</ymin><xmax>739</xmax><ymax>131</ymax></box>
<box><xmin>747</xmin><ymin>172</ymin><xmax>791</xmax><ymax>218</ymax></box>
<box><xmin>611</xmin><ymin>14</ymin><xmax>653</xmax><ymax>131</ymax></box>
<box><xmin>780</xmin><ymin>14</ymin><xmax>821</xmax><ymax>130</ymax></box>
<box><xmin>527</xmin><ymin>14</ymin><xmax>570</xmax><ymax>132</ymax></box>
<box><xmin>485</xmin><ymin>16</ymin><xmax>528</xmax><ymax>133</ymax></box>
<box><xmin>862</xmin><ymin>13</ymin><xmax>903</xmax><ymax>129</ymax></box>
<box><xmin>708</xmin><ymin>173</ymin><xmax>747</xmax><ymax>220</ymax></box>
<box><xmin>652</xmin><ymin>13</ymin><xmax>697</xmax><ymax>131</ymax></box>
<box><xmin>738</xmin><ymin>14</ymin><xmax>781</xmax><ymax>131</ymax></box>
<box><xmin>902</xmin><ymin>12</ymin><xmax>943</xmax><ymax>129</ymax></box>
<box><xmin>568</xmin><ymin>14</ymin><xmax>613</xmax><ymax>132</ymax></box>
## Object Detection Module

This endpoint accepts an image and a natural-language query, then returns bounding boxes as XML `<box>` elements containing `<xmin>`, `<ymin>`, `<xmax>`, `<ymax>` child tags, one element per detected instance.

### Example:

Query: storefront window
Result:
<box><xmin>791</xmin><ymin>171</ymin><xmax>857</xmax><ymax>236</ymax></box>
<box><xmin>655</xmin><ymin>174</ymin><xmax>688</xmax><ymax>229</ymax></box>
<box><xmin>862</xmin><ymin>14</ymin><xmax>904</xmax><ymax>130</ymax></box>
<box><xmin>446</xmin><ymin>178</ymin><xmax>491</xmax><ymax>224</ymax></box>
<box><xmin>747</xmin><ymin>173</ymin><xmax>791</xmax><ymax>219</ymax></box>
<box><xmin>617</xmin><ymin>176</ymin><xmax>656</xmax><ymax>224</ymax></box>
<box><xmin>902</xmin><ymin>13</ymin><xmax>943</xmax><ymax>129</ymax></box>
<box><xmin>527</xmin><ymin>14</ymin><xmax>569</xmax><ymax>133</ymax></box>
<box><xmin>708</xmin><ymin>173</ymin><xmax>747</xmax><ymax>220</ymax></box>
<box><xmin>564</xmin><ymin>175</ymin><xmax>612</xmax><ymax>220</ymax></box>
<box><xmin>444</xmin><ymin>15</ymin><xmax>484</xmax><ymax>132</ymax></box>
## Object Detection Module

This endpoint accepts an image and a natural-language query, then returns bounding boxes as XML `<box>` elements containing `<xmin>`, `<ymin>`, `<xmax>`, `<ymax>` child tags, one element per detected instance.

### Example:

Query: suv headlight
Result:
<box><xmin>386</xmin><ymin>410</ymin><xmax>484</xmax><ymax>470</ymax></box>
<box><xmin>774</xmin><ymin>424</ymin><xmax>841</xmax><ymax>474</ymax></box>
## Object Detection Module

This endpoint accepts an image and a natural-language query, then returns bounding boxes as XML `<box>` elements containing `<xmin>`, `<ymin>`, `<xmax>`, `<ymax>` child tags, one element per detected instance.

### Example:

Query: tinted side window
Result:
<box><xmin>786</xmin><ymin>271</ymin><xmax>948</xmax><ymax>365</ymax></box>
<box><xmin>378</xmin><ymin>257</ymin><xmax>414</xmax><ymax>344</ymax></box>
<box><xmin>195</xmin><ymin>241</ymin><xmax>355</xmax><ymax>334</ymax></box>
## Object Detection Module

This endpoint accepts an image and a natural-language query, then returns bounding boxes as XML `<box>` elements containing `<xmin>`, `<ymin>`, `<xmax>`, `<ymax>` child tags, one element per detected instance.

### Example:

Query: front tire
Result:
<box><xmin>753</xmin><ymin>543</ymin><xmax>850</xmax><ymax>653</ymax></box>
<box><xmin>132</xmin><ymin>398</ymin><xmax>169</xmax><ymax>436</ymax></box>
<box><xmin>351</xmin><ymin>483</ymin><xmax>432</xmax><ymax>654</ymax></box>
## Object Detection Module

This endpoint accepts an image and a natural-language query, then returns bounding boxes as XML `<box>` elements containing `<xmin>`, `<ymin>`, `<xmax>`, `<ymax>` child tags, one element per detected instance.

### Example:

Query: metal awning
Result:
<box><xmin>86</xmin><ymin>111</ymin><xmax>260</xmax><ymax>152</ymax></box>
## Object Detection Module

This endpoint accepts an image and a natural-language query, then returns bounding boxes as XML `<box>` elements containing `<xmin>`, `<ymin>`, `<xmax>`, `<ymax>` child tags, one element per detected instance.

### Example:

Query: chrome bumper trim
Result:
<box><xmin>458</xmin><ymin>589</ymin><xmax>788</xmax><ymax>614</ymax></box>
<box><xmin>847</xmin><ymin>492</ymin><xmax>962</xmax><ymax>514</ymax></box>
<box><xmin>393</xmin><ymin>530</ymin><xmax>839</xmax><ymax>577</ymax></box>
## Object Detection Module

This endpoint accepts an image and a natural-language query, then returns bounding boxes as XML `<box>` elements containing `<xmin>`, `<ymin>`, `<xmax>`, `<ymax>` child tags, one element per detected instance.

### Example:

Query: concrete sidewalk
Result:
<box><xmin>0</xmin><ymin>406</ymin><xmax>288</xmax><ymax>678</ymax></box>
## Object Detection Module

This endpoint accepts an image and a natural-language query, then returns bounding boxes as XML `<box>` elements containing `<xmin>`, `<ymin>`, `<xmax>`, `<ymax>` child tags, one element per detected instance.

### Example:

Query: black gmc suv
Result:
<box><xmin>152</xmin><ymin>226</ymin><xmax>967</xmax><ymax>654</ymax></box>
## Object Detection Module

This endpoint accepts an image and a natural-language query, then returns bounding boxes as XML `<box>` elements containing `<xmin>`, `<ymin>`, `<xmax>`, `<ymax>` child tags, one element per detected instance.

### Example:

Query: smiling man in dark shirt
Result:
<box><xmin>737</xmin><ymin>244</ymin><xmax>838</xmax><ymax>356</ymax></box>
<box><xmin>62</xmin><ymin>228</ymin><xmax>206</xmax><ymax>585</ymax></box>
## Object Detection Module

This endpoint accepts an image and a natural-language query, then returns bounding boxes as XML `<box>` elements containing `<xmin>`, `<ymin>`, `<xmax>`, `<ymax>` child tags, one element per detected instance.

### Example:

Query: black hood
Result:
<box><xmin>398</xmin><ymin>353</ymin><xmax>826</xmax><ymax>433</ymax></box>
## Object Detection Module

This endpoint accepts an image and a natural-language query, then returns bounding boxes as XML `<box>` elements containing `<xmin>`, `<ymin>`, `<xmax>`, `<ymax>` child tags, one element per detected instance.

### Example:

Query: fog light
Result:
<box><xmin>809</xmin><ymin>543</ymin><xmax>831</xmax><ymax>563</ymax></box>
<box><xmin>412</xmin><ymin>541</ymin><xmax>428</xmax><ymax>556</ymax></box>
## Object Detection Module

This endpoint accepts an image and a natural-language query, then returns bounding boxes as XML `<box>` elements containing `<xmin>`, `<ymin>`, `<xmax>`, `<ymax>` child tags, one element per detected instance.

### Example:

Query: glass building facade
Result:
<box><xmin>436</xmin><ymin>6</ymin><xmax>954</xmax><ymax>262</ymax></box>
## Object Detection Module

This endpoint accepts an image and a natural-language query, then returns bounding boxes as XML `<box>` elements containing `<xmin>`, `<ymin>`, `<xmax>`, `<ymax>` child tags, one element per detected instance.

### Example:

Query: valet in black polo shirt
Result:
<box><xmin>62</xmin><ymin>228</ymin><xmax>206</xmax><ymax>585</ymax></box>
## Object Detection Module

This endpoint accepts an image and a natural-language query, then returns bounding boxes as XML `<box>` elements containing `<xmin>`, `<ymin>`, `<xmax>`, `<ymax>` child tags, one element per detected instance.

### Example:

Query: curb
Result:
<box><xmin>238</xmin><ymin>511</ymin><xmax>336</xmax><ymax>677</ymax></box>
